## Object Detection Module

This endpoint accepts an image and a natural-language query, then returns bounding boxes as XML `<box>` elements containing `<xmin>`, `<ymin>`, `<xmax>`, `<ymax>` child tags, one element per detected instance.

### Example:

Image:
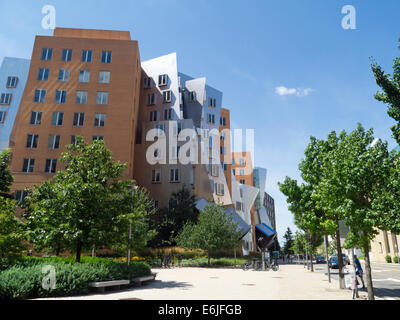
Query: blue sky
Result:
<box><xmin>1</xmin><ymin>0</ymin><xmax>399</xmax><ymax>243</ymax></box>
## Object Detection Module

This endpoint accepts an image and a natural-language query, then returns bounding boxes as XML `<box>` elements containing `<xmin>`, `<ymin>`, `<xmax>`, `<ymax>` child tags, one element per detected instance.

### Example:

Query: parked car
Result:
<box><xmin>316</xmin><ymin>256</ymin><xmax>326</xmax><ymax>264</ymax></box>
<box><xmin>329</xmin><ymin>254</ymin><xmax>350</xmax><ymax>268</ymax></box>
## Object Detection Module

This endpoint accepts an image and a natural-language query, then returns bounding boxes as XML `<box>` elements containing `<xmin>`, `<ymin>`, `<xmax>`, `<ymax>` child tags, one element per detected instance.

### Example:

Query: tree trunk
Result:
<box><xmin>55</xmin><ymin>243</ymin><xmax>60</xmax><ymax>257</ymax></box>
<box><xmin>76</xmin><ymin>241</ymin><xmax>82</xmax><ymax>263</ymax></box>
<box><xmin>208</xmin><ymin>251</ymin><xmax>211</xmax><ymax>266</ymax></box>
<box><xmin>335</xmin><ymin>229</ymin><xmax>345</xmax><ymax>289</ymax></box>
<box><xmin>310</xmin><ymin>252</ymin><xmax>314</xmax><ymax>272</ymax></box>
<box><xmin>363</xmin><ymin>231</ymin><xmax>375</xmax><ymax>300</ymax></box>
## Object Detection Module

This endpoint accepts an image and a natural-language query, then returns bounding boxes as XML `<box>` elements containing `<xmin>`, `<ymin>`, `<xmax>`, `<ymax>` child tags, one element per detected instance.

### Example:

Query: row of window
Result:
<box><xmin>151</xmin><ymin>168</ymin><xmax>181</xmax><ymax>183</ymax></box>
<box><xmin>146</xmin><ymin>90</ymin><xmax>172</xmax><ymax>105</ymax></box>
<box><xmin>149</xmin><ymin>109</ymin><xmax>177</xmax><ymax>122</ymax></box>
<box><xmin>41</xmin><ymin>48</ymin><xmax>112</xmax><ymax>64</ymax></box>
<box><xmin>143</xmin><ymin>74</ymin><xmax>169</xmax><ymax>89</ymax></box>
<box><xmin>34</xmin><ymin>89</ymin><xmax>109</xmax><ymax>105</ymax></box>
<box><xmin>38</xmin><ymin>68</ymin><xmax>110</xmax><ymax>84</ymax></box>
<box><xmin>25</xmin><ymin>133</ymin><xmax>104</xmax><ymax>150</ymax></box>
<box><xmin>29</xmin><ymin>111</ymin><xmax>106</xmax><ymax>127</ymax></box>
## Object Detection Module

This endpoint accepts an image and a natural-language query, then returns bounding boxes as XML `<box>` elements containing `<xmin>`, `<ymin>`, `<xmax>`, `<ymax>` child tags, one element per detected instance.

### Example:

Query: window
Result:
<box><xmin>92</xmin><ymin>136</ymin><xmax>104</xmax><ymax>142</ymax></box>
<box><xmin>0</xmin><ymin>111</ymin><xmax>5</xmax><ymax>123</ymax></box>
<box><xmin>143</xmin><ymin>77</ymin><xmax>152</xmax><ymax>89</ymax></box>
<box><xmin>34</xmin><ymin>90</ymin><xmax>46</xmax><ymax>103</ymax></box>
<box><xmin>22</xmin><ymin>158</ymin><xmax>35</xmax><ymax>173</ymax></box>
<box><xmin>220</xmin><ymin>117</ymin><xmax>226</xmax><ymax>126</ymax></box>
<box><xmin>211</xmin><ymin>164</ymin><xmax>219</xmax><ymax>177</ymax></box>
<box><xmin>26</xmin><ymin>134</ymin><xmax>39</xmax><ymax>149</ymax></box>
<box><xmin>45</xmin><ymin>159</ymin><xmax>57</xmax><ymax>173</ymax></box>
<box><xmin>240</xmin><ymin>179</ymin><xmax>246</xmax><ymax>185</ymax></box>
<box><xmin>220</xmin><ymin>146</ymin><xmax>226</xmax><ymax>156</ymax></box>
<box><xmin>169</xmin><ymin>168</ymin><xmax>180</xmax><ymax>182</ymax></box>
<box><xmin>51</xmin><ymin>112</ymin><xmax>64</xmax><ymax>126</ymax></box>
<box><xmin>6</xmin><ymin>76</ymin><xmax>18</xmax><ymax>88</ymax></box>
<box><xmin>240</xmin><ymin>169</ymin><xmax>245</xmax><ymax>176</ymax></box>
<box><xmin>79</xmin><ymin>70</ymin><xmax>90</xmax><ymax>83</ymax></box>
<box><xmin>62</xmin><ymin>49</ymin><xmax>73</xmax><ymax>62</ymax></box>
<box><xmin>236</xmin><ymin>201</ymin><xmax>243</xmax><ymax>212</ymax></box>
<box><xmin>215</xmin><ymin>183</ymin><xmax>225</xmax><ymax>196</ymax></box>
<box><xmin>58</xmin><ymin>69</ymin><xmax>70</xmax><ymax>82</ymax></box>
<box><xmin>147</xmin><ymin>93</ymin><xmax>157</xmax><ymax>105</ymax></box>
<box><xmin>82</xmin><ymin>50</ymin><xmax>92</xmax><ymax>63</ymax></box>
<box><xmin>163</xmin><ymin>90</ymin><xmax>172</xmax><ymax>103</ymax></box>
<box><xmin>239</xmin><ymin>158</ymin><xmax>245</xmax><ymax>165</ymax></box>
<box><xmin>94</xmin><ymin>113</ymin><xmax>106</xmax><ymax>127</ymax></box>
<box><xmin>152</xmin><ymin>169</ymin><xmax>161</xmax><ymax>183</ymax></box>
<box><xmin>30</xmin><ymin>112</ymin><xmax>42</xmax><ymax>125</ymax></box>
<box><xmin>207</xmin><ymin>114</ymin><xmax>215</xmax><ymax>125</ymax></box>
<box><xmin>240</xmin><ymin>188</ymin><xmax>244</xmax><ymax>198</ymax></box>
<box><xmin>55</xmin><ymin>90</ymin><xmax>67</xmax><ymax>104</ymax></box>
<box><xmin>209</xmin><ymin>98</ymin><xmax>217</xmax><ymax>108</ymax></box>
<box><xmin>71</xmin><ymin>136</ymin><xmax>78</xmax><ymax>145</ymax></box>
<box><xmin>101</xmin><ymin>51</ymin><xmax>112</xmax><ymax>64</ymax></box>
<box><xmin>76</xmin><ymin>91</ymin><xmax>88</xmax><ymax>104</ymax></box>
<box><xmin>48</xmin><ymin>135</ymin><xmax>61</xmax><ymax>150</ymax></box>
<box><xmin>153</xmin><ymin>200</ymin><xmax>159</xmax><ymax>209</ymax></box>
<box><xmin>0</xmin><ymin>93</ymin><xmax>12</xmax><ymax>105</ymax></box>
<box><xmin>233</xmin><ymin>169</ymin><xmax>236</xmax><ymax>176</ymax></box>
<box><xmin>221</xmin><ymin>162</ymin><xmax>228</xmax><ymax>171</ymax></box>
<box><xmin>158</xmin><ymin>74</ymin><xmax>168</xmax><ymax>87</ymax></box>
<box><xmin>149</xmin><ymin>111</ymin><xmax>159</xmax><ymax>122</ymax></box>
<box><xmin>155</xmin><ymin>124</ymin><xmax>165</xmax><ymax>136</ymax></box>
<box><xmin>189</xmin><ymin>91</ymin><xmax>196</xmax><ymax>102</ymax></box>
<box><xmin>164</xmin><ymin>109</ymin><xmax>173</xmax><ymax>120</ymax></box>
<box><xmin>73</xmin><ymin>113</ymin><xmax>85</xmax><ymax>127</ymax></box>
<box><xmin>15</xmin><ymin>190</ymin><xmax>28</xmax><ymax>205</ymax></box>
<box><xmin>99</xmin><ymin>71</ymin><xmax>110</xmax><ymax>84</ymax></box>
<box><xmin>41</xmin><ymin>48</ymin><xmax>53</xmax><ymax>61</ymax></box>
<box><xmin>96</xmin><ymin>92</ymin><xmax>108</xmax><ymax>105</ymax></box>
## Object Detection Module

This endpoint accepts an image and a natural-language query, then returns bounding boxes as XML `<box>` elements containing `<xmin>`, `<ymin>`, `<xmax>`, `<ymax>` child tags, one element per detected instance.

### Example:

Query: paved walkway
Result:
<box><xmin>37</xmin><ymin>264</ymin><xmax>368</xmax><ymax>300</ymax></box>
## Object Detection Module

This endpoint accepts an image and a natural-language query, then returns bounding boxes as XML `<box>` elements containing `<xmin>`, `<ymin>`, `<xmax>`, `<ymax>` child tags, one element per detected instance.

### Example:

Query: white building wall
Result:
<box><xmin>0</xmin><ymin>57</ymin><xmax>30</xmax><ymax>151</ymax></box>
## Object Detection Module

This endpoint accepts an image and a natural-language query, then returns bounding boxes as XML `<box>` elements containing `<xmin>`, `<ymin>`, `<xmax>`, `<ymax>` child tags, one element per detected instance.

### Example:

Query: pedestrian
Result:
<box><xmin>27</xmin><ymin>249</ymin><xmax>33</xmax><ymax>257</ymax></box>
<box><xmin>353</xmin><ymin>255</ymin><xmax>365</xmax><ymax>289</ymax></box>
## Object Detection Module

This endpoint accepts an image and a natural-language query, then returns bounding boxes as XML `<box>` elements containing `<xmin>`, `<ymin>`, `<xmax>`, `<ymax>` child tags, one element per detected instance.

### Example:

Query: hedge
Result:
<box><xmin>0</xmin><ymin>256</ymin><xmax>151</xmax><ymax>300</ymax></box>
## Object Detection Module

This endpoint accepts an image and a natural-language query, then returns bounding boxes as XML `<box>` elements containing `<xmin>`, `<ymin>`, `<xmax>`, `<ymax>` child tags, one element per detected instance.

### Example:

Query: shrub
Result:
<box><xmin>393</xmin><ymin>256</ymin><xmax>399</xmax><ymax>264</ymax></box>
<box><xmin>0</xmin><ymin>257</ymin><xmax>151</xmax><ymax>300</ymax></box>
<box><xmin>385</xmin><ymin>255</ymin><xmax>392</xmax><ymax>263</ymax></box>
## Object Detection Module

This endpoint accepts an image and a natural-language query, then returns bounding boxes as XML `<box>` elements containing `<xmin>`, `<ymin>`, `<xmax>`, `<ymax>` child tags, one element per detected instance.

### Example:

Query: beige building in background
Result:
<box><xmin>370</xmin><ymin>230</ymin><xmax>400</xmax><ymax>263</ymax></box>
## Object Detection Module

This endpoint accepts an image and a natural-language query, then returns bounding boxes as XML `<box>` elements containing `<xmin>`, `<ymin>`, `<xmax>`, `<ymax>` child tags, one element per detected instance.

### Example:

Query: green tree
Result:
<box><xmin>0</xmin><ymin>149</ymin><xmax>13</xmax><ymax>198</ymax></box>
<box><xmin>371</xmin><ymin>40</ymin><xmax>400</xmax><ymax>145</ymax></box>
<box><xmin>23</xmin><ymin>137</ymin><xmax>144</xmax><ymax>263</ymax></box>
<box><xmin>317</xmin><ymin>125</ymin><xmax>390</xmax><ymax>300</ymax></box>
<box><xmin>176</xmin><ymin>204</ymin><xmax>242</xmax><ymax>265</ymax></box>
<box><xmin>282</xmin><ymin>227</ymin><xmax>294</xmax><ymax>255</ymax></box>
<box><xmin>111</xmin><ymin>186</ymin><xmax>157</xmax><ymax>260</ymax></box>
<box><xmin>0</xmin><ymin>197</ymin><xmax>26</xmax><ymax>260</ymax></box>
<box><xmin>148</xmin><ymin>186</ymin><xmax>197</xmax><ymax>248</ymax></box>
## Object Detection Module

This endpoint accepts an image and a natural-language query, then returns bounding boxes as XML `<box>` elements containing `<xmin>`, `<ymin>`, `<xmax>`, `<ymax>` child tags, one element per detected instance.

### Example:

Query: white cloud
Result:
<box><xmin>275</xmin><ymin>86</ymin><xmax>314</xmax><ymax>97</ymax></box>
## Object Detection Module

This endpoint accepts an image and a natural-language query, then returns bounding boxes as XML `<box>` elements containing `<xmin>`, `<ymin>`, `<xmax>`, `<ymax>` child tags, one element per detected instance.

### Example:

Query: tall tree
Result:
<box><xmin>371</xmin><ymin>40</ymin><xmax>400</xmax><ymax>145</ymax></box>
<box><xmin>0</xmin><ymin>149</ymin><xmax>13</xmax><ymax>198</ymax></box>
<box><xmin>148</xmin><ymin>186</ymin><xmax>197</xmax><ymax>248</ymax></box>
<box><xmin>23</xmin><ymin>137</ymin><xmax>143</xmax><ymax>263</ymax></box>
<box><xmin>317</xmin><ymin>124</ymin><xmax>390</xmax><ymax>300</ymax></box>
<box><xmin>176</xmin><ymin>204</ymin><xmax>242</xmax><ymax>265</ymax></box>
<box><xmin>282</xmin><ymin>228</ymin><xmax>294</xmax><ymax>255</ymax></box>
<box><xmin>0</xmin><ymin>150</ymin><xmax>26</xmax><ymax>260</ymax></box>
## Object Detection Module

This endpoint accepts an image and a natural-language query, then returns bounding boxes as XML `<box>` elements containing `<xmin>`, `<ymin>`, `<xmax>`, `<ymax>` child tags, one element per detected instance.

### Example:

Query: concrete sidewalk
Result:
<box><xmin>37</xmin><ymin>264</ymin><xmax>368</xmax><ymax>300</ymax></box>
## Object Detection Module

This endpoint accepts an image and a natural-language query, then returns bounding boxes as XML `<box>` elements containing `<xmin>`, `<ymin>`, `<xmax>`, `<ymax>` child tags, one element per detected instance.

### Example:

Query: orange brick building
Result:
<box><xmin>9</xmin><ymin>28</ymin><xmax>141</xmax><ymax>195</ymax></box>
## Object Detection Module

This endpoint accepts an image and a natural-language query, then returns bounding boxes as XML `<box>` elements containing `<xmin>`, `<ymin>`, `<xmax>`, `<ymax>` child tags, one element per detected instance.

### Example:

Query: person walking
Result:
<box><xmin>354</xmin><ymin>255</ymin><xmax>365</xmax><ymax>289</ymax></box>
